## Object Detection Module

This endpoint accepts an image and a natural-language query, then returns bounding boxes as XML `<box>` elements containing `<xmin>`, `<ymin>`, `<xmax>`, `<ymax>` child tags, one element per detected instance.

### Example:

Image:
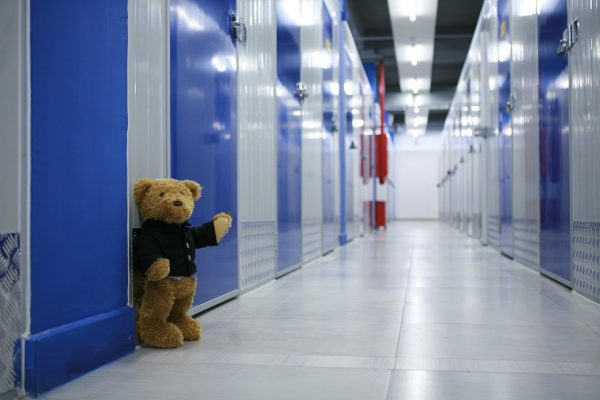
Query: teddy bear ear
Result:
<box><xmin>133</xmin><ymin>178</ymin><xmax>153</xmax><ymax>204</ymax></box>
<box><xmin>182</xmin><ymin>180</ymin><xmax>202</xmax><ymax>200</ymax></box>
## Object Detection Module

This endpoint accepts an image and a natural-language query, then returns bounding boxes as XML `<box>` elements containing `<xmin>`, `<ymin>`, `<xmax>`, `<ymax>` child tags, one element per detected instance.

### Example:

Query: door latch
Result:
<box><xmin>229</xmin><ymin>11</ymin><xmax>247</xmax><ymax>44</ymax></box>
<box><xmin>294</xmin><ymin>82</ymin><xmax>309</xmax><ymax>102</ymax></box>
<box><xmin>505</xmin><ymin>94</ymin><xmax>516</xmax><ymax>113</ymax></box>
<box><xmin>557</xmin><ymin>18</ymin><xmax>579</xmax><ymax>56</ymax></box>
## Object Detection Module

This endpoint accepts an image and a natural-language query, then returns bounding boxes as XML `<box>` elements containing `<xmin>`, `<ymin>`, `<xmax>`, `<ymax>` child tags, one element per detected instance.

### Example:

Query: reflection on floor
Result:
<box><xmin>42</xmin><ymin>222</ymin><xmax>600</xmax><ymax>400</ymax></box>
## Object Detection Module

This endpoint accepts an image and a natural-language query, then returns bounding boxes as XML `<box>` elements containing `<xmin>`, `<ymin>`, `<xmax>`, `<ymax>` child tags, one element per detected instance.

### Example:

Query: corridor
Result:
<box><xmin>42</xmin><ymin>222</ymin><xmax>600</xmax><ymax>399</ymax></box>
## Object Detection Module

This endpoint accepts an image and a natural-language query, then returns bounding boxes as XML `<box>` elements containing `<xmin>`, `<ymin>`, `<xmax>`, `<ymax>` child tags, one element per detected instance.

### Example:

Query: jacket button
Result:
<box><xmin>187</xmin><ymin>255</ymin><xmax>192</xmax><ymax>261</ymax></box>
<box><xmin>186</xmin><ymin>243</ymin><xmax>190</xmax><ymax>249</ymax></box>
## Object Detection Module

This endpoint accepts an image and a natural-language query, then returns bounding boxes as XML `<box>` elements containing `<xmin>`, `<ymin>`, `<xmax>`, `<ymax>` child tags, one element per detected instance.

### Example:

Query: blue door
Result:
<box><xmin>170</xmin><ymin>0</ymin><xmax>239</xmax><ymax>307</ymax></box>
<box><xmin>276</xmin><ymin>0</ymin><xmax>302</xmax><ymax>275</ymax></box>
<box><xmin>321</xmin><ymin>2</ymin><xmax>336</xmax><ymax>253</ymax></box>
<box><xmin>498</xmin><ymin>0</ymin><xmax>514</xmax><ymax>257</ymax></box>
<box><xmin>538</xmin><ymin>0</ymin><xmax>571</xmax><ymax>284</ymax></box>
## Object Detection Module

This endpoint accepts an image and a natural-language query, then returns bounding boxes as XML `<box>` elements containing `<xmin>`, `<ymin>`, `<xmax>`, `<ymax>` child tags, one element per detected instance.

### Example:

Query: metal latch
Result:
<box><xmin>557</xmin><ymin>18</ymin><xmax>579</xmax><ymax>56</ymax></box>
<box><xmin>294</xmin><ymin>82</ymin><xmax>309</xmax><ymax>102</ymax></box>
<box><xmin>505</xmin><ymin>94</ymin><xmax>516</xmax><ymax>113</ymax></box>
<box><xmin>229</xmin><ymin>11</ymin><xmax>247</xmax><ymax>44</ymax></box>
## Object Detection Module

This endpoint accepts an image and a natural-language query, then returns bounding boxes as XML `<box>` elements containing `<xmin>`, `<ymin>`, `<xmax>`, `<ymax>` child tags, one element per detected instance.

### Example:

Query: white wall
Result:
<box><xmin>0</xmin><ymin>0</ymin><xmax>23</xmax><ymax>233</ymax></box>
<box><xmin>392</xmin><ymin>134</ymin><xmax>441</xmax><ymax>220</ymax></box>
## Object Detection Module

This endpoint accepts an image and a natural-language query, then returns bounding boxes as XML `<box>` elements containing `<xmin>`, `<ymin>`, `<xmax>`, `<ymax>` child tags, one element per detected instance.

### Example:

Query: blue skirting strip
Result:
<box><xmin>25</xmin><ymin>307</ymin><xmax>135</xmax><ymax>397</ymax></box>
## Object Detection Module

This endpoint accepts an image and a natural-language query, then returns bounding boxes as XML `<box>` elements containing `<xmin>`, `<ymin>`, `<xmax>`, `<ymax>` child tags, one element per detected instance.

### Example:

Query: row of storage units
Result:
<box><xmin>438</xmin><ymin>0</ymin><xmax>600</xmax><ymax>303</ymax></box>
<box><xmin>0</xmin><ymin>0</ymin><xmax>392</xmax><ymax>396</ymax></box>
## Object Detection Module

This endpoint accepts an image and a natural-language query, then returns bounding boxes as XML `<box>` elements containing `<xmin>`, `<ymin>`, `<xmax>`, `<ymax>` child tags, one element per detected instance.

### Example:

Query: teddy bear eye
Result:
<box><xmin>159</xmin><ymin>192</ymin><xmax>165</xmax><ymax>197</ymax></box>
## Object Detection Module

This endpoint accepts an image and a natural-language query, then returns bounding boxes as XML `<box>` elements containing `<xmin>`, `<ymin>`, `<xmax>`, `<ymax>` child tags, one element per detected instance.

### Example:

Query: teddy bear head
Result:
<box><xmin>134</xmin><ymin>178</ymin><xmax>202</xmax><ymax>224</ymax></box>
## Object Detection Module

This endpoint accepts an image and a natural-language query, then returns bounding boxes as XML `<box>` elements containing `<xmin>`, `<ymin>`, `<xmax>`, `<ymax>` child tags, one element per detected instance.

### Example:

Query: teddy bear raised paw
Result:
<box><xmin>132</xmin><ymin>178</ymin><xmax>232</xmax><ymax>348</ymax></box>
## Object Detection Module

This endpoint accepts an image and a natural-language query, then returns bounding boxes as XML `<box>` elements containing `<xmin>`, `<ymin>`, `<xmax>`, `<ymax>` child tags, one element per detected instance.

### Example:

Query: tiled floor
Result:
<box><xmin>41</xmin><ymin>222</ymin><xmax>600</xmax><ymax>399</ymax></box>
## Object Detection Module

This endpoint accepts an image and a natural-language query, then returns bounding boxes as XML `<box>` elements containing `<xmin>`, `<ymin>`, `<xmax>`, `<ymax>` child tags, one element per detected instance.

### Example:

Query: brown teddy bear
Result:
<box><xmin>132</xmin><ymin>178</ymin><xmax>232</xmax><ymax>348</ymax></box>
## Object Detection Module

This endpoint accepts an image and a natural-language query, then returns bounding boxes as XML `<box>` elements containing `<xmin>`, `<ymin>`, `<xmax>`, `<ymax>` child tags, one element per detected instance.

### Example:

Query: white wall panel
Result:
<box><xmin>0</xmin><ymin>0</ymin><xmax>23</xmax><ymax>234</ymax></box>
<box><xmin>237</xmin><ymin>0</ymin><xmax>277</xmax><ymax>290</ymax></box>
<box><xmin>0</xmin><ymin>1</ymin><xmax>25</xmax><ymax>395</ymax></box>
<box><xmin>510</xmin><ymin>0</ymin><xmax>540</xmax><ymax>269</ymax></box>
<box><xmin>127</xmin><ymin>0</ymin><xmax>170</xmax><ymax>231</ymax></box>
<box><xmin>569</xmin><ymin>0</ymin><xmax>600</xmax><ymax>302</ymax></box>
<box><xmin>301</xmin><ymin>0</ymin><xmax>324</xmax><ymax>262</ymax></box>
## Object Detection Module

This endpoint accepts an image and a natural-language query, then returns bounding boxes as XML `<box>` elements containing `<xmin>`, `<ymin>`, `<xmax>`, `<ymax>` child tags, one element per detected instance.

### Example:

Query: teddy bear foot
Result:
<box><xmin>170</xmin><ymin>316</ymin><xmax>202</xmax><ymax>341</ymax></box>
<box><xmin>138</xmin><ymin>320</ymin><xmax>184</xmax><ymax>348</ymax></box>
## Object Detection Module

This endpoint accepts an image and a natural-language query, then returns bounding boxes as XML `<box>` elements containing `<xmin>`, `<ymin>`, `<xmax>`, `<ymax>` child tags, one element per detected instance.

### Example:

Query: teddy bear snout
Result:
<box><xmin>173</xmin><ymin>200</ymin><xmax>183</xmax><ymax>207</ymax></box>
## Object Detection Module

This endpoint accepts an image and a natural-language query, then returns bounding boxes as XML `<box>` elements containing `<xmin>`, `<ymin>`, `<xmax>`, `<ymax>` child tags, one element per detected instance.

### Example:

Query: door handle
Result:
<box><xmin>294</xmin><ymin>82</ymin><xmax>309</xmax><ymax>102</ymax></box>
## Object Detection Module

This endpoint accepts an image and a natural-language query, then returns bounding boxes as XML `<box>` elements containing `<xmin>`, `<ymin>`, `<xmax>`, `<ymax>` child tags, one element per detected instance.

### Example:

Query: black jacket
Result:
<box><xmin>134</xmin><ymin>219</ymin><xmax>218</xmax><ymax>277</ymax></box>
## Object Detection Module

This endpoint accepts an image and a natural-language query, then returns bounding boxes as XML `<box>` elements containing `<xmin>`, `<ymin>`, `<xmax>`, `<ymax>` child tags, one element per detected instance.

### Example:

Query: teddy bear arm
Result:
<box><xmin>191</xmin><ymin>220</ymin><xmax>221</xmax><ymax>248</ymax></box>
<box><xmin>146</xmin><ymin>258</ymin><xmax>170</xmax><ymax>281</ymax></box>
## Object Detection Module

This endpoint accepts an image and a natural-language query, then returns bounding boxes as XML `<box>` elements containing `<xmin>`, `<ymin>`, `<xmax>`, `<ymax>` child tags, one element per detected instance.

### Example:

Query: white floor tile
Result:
<box><xmin>41</xmin><ymin>222</ymin><xmax>600</xmax><ymax>400</ymax></box>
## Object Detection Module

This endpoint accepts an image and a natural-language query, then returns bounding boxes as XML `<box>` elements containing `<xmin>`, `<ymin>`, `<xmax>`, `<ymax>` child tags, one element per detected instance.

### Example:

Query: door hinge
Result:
<box><xmin>557</xmin><ymin>18</ymin><xmax>579</xmax><ymax>56</ymax></box>
<box><xmin>229</xmin><ymin>11</ymin><xmax>247</xmax><ymax>44</ymax></box>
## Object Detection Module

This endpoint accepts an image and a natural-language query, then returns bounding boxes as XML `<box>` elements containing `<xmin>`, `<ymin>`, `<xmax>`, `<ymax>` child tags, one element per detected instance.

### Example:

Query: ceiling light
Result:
<box><xmin>414</xmin><ymin>107</ymin><xmax>420</xmax><ymax>113</ymax></box>
<box><xmin>410</xmin><ymin>78</ymin><xmax>418</xmax><ymax>93</ymax></box>
<box><xmin>409</xmin><ymin>1</ymin><xmax>417</xmax><ymax>21</ymax></box>
<box><xmin>410</xmin><ymin>44</ymin><xmax>418</xmax><ymax>66</ymax></box>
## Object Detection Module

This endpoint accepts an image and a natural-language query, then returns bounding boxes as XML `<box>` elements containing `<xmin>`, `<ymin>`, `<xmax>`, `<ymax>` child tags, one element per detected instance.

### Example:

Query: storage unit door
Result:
<box><xmin>301</xmin><ymin>0</ymin><xmax>324</xmax><ymax>262</ymax></box>
<box><xmin>569</xmin><ymin>0</ymin><xmax>600</xmax><ymax>302</ymax></box>
<box><xmin>321</xmin><ymin>2</ymin><xmax>336</xmax><ymax>253</ymax></box>
<box><xmin>276</xmin><ymin>0</ymin><xmax>303</xmax><ymax>275</ymax></box>
<box><xmin>498</xmin><ymin>0</ymin><xmax>514</xmax><ymax>257</ymax></box>
<box><xmin>170</xmin><ymin>0</ymin><xmax>239</xmax><ymax>307</ymax></box>
<box><xmin>510</xmin><ymin>0</ymin><xmax>541</xmax><ymax>270</ymax></box>
<box><xmin>538</xmin><ymin>0</ymin><xmax>571</xmax><ymax>283</ymax></box>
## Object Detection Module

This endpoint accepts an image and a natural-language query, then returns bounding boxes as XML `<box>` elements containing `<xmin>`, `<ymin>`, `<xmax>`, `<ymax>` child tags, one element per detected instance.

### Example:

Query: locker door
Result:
<box><xmin>321</xmin><ymin>1</ymin><xmax>336</xmax><ymax>254</ymax></box>
<box><xmin>498</xmin><ymin>0</ymin><xmax>514</xmax><ymax>257</ymax></box>
<box><xmin>538</xmin><ymin>0</ymin><xmax>571</xmax><ymax>284</ymax></box>
<box><xmin>276</xmin><ymin>0</ymin><xmax>303</xmax><ymax>275</ymax></box>
<box><xmin>170</xmin><ymin>0</ymin><xmax>239</xmax><ymax>308</ymax></box>
<box><xmin>569</xmin><ymin>0</ymin><xmax>600</xmax><ymax>301</ymax></box>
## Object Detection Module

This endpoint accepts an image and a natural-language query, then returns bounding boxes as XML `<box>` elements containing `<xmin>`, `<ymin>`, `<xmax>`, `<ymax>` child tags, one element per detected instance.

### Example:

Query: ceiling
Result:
<box><xmin>345</xmin><ymin>0</ymin><xmax>483</xmax><ymax>134</ymax></box>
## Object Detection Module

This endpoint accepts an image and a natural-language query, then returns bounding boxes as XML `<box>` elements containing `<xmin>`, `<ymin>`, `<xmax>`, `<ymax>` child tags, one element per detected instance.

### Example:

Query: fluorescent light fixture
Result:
<box><xmin>410</xmin><ymin>44</ymin><xmax>418</xmax><ymax>66</ymax></box>
<box><xmin>409</xmin><ymin>78</ymin><xmax>419</xmax><ymax>94</ymax></box>
<box><xmin>353</xmin><ymin>119</ymin><xmax>365</xmax><ymax>128</ymax></box>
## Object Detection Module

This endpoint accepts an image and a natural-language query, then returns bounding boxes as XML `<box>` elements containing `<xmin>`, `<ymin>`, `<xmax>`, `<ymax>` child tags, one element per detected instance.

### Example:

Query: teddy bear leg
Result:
<box><xmin>138</xmin><ymin>279</ymin><xmax>184</xmax><ymax>348</ymax></box>
<box><xmin>168</xmin><ymin>278</ymin><xmax>201</xmax><ymax>341</ymax></box>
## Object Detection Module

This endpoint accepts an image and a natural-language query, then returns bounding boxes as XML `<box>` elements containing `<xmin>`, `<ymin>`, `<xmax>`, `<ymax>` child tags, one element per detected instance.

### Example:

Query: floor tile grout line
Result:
<box><xmin>384</xmin><ymin>238</ymin><xmax>416</xmax><ymax>400</ymax></box>
<box><xmin>542</xmin><ymin>286</ymin><xmax>600</xmax><ymax>338</ymax></box>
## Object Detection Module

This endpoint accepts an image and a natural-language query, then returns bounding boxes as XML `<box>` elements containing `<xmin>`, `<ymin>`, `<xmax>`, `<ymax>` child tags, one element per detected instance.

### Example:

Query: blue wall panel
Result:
<box><xmin>276</xmin><ymin>0</ymin><xmax>303</xmax><ymax>274</ymax></box>
<box><xmin>498</xmin><ymin>0</ymin><xmax>513</xmax><ymax>257</ymax></box>
<box><xmin>321</xmin><ymin>2</ymin><xmax>336</xmax><ymax>253</ymax></box>
<box><xmin>170</xmin><ymin>0</ymin><xmax>239</xmax><ymax>305</ymax></box>
<box><xmin>28</xmin><ymin>0</ymin><xmax>134</xmax><ymax>394</ymax></box>
<box><xmin>538</xmin><ymin>0</ymin><xmax>571</xmax><ymax>284</ymax></box>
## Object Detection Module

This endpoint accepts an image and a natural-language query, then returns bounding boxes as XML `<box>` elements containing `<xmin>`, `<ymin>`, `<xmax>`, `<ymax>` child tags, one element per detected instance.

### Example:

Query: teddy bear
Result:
<box><xmin>132</xmin><ymin>177</ymin><xmax>232</xmax><ymax>348</ymax></box>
